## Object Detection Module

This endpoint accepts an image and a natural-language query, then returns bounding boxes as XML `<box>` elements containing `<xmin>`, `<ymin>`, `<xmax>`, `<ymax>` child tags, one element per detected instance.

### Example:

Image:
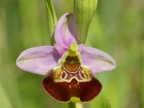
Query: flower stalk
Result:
<box><xmin>68</xmin><ymin>102</ymin><xmax>76</xmax><ymax>108</ymax></box>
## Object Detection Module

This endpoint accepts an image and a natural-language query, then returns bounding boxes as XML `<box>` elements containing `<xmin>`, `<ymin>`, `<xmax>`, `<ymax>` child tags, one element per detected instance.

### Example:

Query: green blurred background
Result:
<box><xmin>0</xmin><ymin>0</ymin><xmax>144</xmax><ymax>108</ymax></box>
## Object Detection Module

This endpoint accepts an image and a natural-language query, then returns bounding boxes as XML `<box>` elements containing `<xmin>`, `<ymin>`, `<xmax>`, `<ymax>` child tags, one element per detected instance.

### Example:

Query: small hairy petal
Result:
<box><xmin>78</xmin><ymin>44</ymin><xmax>84</xmax><ymax>53</ymax></box>
<box><xmin>55</xmin><ymin>13</ymin><xmax>78</xmax><ymax>47</ymax></box>
<box><xmin>81</xmin><ymin>46</ymin><xmax>116</xmax><ymax>73</ymax></box>
<box><xmin>16</xmin><ymin>46</ymin><xmax>60</xmax><ymax>75</ymax></box>
<box><xmin>54</xmin><ymin>43</ymin><xmax>67</xmax><ymax>56</ymax></box>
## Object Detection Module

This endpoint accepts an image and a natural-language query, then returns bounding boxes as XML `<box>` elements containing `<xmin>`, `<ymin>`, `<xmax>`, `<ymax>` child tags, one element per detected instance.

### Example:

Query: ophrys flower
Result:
<box><xmin>16</xmin><ymin>13</ymin><xmax>116</xmax><ymax>102</ymax></box>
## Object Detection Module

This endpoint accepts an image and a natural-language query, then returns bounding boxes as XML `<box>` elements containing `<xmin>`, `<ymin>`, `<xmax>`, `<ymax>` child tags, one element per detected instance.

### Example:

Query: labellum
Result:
<box><xmin>42</xmin><ymin>44</ymin><xmax>102</xmax><ymax>102</ymax></box>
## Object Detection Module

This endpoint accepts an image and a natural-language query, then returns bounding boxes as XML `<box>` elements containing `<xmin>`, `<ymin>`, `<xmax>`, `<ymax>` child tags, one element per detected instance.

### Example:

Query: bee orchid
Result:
<box><xmin>16</xmin><ymin>13</ymin><xmax>116</xmax><ymax>102</ymax></box>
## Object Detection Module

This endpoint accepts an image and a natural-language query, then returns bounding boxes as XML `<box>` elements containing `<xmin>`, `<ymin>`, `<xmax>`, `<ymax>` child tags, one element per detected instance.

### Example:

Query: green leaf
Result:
<box><xmin>74</xmin><ymin>0</ymin><xmax>98</xmax><ymax>43</ymax></box>
<box><xmin>45</xmin><ymin>0</ymin><xmax>57</xmax><ymax>45</ymax></box>
<box><xmin>0</xmin><ymin>82</ymin><xmax>13</xmax><ymax>108</ymax></box>
<box><xmin>106</xmin><ymin>97</ymin><xmax>112</xmax><ymax>108</ymax></box>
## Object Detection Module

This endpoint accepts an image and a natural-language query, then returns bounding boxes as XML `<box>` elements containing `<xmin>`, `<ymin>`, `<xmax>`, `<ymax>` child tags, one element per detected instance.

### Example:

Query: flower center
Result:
<box><xmin>58</xmin><ymin>43</ymin><xmax>82</xmax><ymax>66</ymax></box>
<box><xmin>64</xmin><ymin>56</ymin><xmax>80</xmax><ymax>72</ymax></box>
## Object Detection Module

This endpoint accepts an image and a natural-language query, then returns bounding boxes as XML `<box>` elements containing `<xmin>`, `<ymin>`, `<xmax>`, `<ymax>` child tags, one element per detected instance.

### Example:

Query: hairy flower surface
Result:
<box><xmin>16</xmin><ymin>13</ymin><xmax>116</xmax><ymax>102</ymax></box>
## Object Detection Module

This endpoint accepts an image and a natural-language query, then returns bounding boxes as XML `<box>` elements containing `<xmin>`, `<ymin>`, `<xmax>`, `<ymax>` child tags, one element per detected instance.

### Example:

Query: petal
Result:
<box><xmin>55</xmin><ymin>13</ymin><xmax>78</xmax><ymax>48</ymax></box>
<box><xmin>54</xmin><ymin>43</ymin><xmax>67</xmax><ymax>56</ymax></box>
<box><xmin>81</xmin><ymin>46</ymin><xmax>116</xmax><ymax>73</ymax></box>
<box><xmin>78</xmin><ymin>44</ymin><xmax>84</xmax><ymax>53</ymax></box>
<box><xmin>16</xmin><ymin>46</ymin><xmax>60</xmax><ymax>75</ymax></box>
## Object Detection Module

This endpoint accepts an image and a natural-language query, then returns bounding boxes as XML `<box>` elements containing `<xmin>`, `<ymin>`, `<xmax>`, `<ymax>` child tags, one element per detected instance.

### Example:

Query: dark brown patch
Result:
<box><xmin>42</xmin><ymin>70</ymin><xmax>102</xmax><ymax>102</ymax></box>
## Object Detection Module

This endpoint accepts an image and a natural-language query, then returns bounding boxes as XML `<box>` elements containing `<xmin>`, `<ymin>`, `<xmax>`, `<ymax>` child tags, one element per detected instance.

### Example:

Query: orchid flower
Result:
<box><xmin>16</xmin><ymin>13</ymin><xmax>116</xmax><ymax>103</ymax></box>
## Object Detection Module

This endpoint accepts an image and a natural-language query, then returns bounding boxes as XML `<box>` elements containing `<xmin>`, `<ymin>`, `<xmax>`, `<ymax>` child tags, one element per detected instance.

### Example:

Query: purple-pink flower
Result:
<box><xmin>16</xmin><ymin>13</ymin><xmax>116</xmax><ymax>102</ymax></box>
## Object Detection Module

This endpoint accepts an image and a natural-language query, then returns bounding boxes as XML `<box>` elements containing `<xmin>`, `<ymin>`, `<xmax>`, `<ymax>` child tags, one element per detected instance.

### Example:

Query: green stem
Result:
<box><xmin>68</xmin><ymin>102</ymin><xmax>76</xmax><ymax>108</ymax></box>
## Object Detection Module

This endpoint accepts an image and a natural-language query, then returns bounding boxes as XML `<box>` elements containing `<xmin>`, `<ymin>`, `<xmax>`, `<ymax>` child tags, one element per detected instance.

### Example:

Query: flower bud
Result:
<box><xmin>74</xmin><ymin>0</ymin><xmax>98</xmax><ymax>43</ymax></box>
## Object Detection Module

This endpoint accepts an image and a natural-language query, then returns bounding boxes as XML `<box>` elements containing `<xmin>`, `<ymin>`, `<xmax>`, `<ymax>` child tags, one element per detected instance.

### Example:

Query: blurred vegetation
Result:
<box><xmin>0</xmin><ymin>0</ymin><xmax>144</xmax><ymax>108</ymax></box>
